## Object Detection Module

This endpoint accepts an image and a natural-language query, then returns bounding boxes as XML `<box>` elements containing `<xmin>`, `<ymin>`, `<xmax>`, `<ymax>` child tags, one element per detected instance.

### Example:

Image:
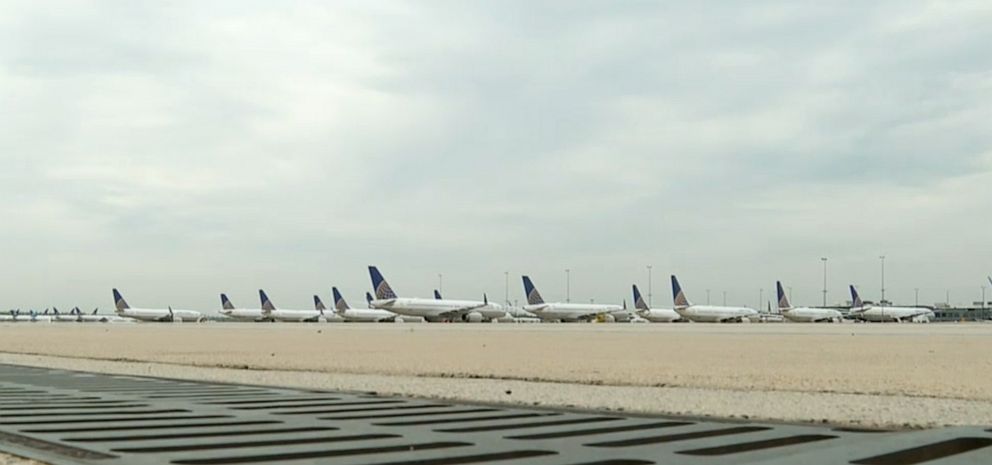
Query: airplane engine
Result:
<box><xmin>462</xmin><ymin>312</ymin><xmax>484</xmax><ymax>323</ymax></box>
<box><xmin>596</xmin><ymin>314</ymin><xmax>616</xmax><ymax>323</ymax></box>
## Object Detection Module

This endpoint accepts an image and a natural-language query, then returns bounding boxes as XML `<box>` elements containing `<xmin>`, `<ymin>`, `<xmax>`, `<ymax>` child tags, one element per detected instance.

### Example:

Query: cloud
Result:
<box><xmin>0</xmin><ymin>1</ymin><xmax>990</xmax><ymax>310</ymax></box>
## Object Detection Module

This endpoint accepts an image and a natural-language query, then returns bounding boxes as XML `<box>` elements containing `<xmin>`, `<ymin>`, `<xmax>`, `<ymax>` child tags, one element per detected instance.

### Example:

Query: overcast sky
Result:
<box><xmin>2</xmin><ymin>1</ymin><xmax>991</xmax><ymax>312</ymax></box>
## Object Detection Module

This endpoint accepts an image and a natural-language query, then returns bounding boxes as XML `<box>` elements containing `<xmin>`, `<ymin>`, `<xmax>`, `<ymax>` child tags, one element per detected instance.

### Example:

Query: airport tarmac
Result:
<box><xmin>1</xmin><ymin>323</ymin><xmax>991</xmax><ymax>431</ymax></box>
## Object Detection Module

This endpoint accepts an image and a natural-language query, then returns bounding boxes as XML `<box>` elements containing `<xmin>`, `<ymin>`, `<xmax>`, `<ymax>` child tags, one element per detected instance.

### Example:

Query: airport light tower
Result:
<box><xmin>646</xmin><ymin>265</ymin><xmax>653</xmax><ymax>306</ymax></box>
<box><xmin>565</xmin><ymin>269</ymin><xmax>570</xmax><ymax>303</ymax></box>
<box><xmin>879</xmin><ymin>255</ymin><xmax>886</xmax><ymax>305</ymax></box>
<box><xmin>821</xmin><ymin>257</ymin><xmax>828</xmax><ymax>307</ymax></box>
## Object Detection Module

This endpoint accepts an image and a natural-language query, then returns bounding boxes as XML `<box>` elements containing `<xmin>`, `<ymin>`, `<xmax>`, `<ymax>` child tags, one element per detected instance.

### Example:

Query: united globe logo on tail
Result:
<box><xmin>521</xmin><ymin>276</ymin><xmax>544</xmax><ymax>305</ymax></box>
<box><xmin>671</xmin><ymin>275</ymin><xmax>692</xmax><ymax>309</ymax></box>
<box><xmin>368</xmin><ymin>266</ymin><xmax>398</xmax><ymax>300</ymax></box>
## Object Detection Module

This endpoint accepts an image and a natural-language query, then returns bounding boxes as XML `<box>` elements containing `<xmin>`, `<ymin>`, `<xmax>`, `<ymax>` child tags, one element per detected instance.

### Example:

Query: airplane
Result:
<box><xmin>219</xmin><ymin>294</ymin><xmax>270</xmax><ymax>322</ymax></box>
<box><xmin>632</xmin><ymin>284</ymin><xmax>682</xmax><ymax>322</ymax></box>
<box><xmin>847</xmin><ymin>285</ymin><xmax>933</xmax><ymax>323</ymax></box>
<box><xmin>775</xmin><ymin>281</ymin><xmax>843</xmax><ymax>323</ymax></box>
<box><xmin>670</xmin><ymin>275</ymin><xmax>758</xmax><ymax>322</ymax></box>
<box><xmin>368</xmin><ymin>266</ymin><xmax>507</xmax><ymax>322</ymax></box>
<box><xmin>520</xmin><ymin>276</ymin><xmax>621</xmax><ymax>322</ymax></box>
<box><xmin>76</xmin><ymin>307</ymin><xmax>132</xmax><ymax>323</ymax></box>
<box><xmin>329</xmin><ymin>287</ymin><xmax>397</xmax><ymax>322</ymax></box>
<box><xmin>259</xmin><ymin>290</ymin><xmax>326</xmax><ymax>323</ymax></box>
<box><xmin>113</xmin><ymin>289</ymin><xmax>204</xmax><ymax>322</ymax></box>
<box><xmin>434</xmin><ymin>290</ymin><xmax>442</xmax><ymax>300</ymax></box>
<box><xmin>52</xmin><ymin>307</ymin><xmax>81</xmax><ymax>322</ymax></box>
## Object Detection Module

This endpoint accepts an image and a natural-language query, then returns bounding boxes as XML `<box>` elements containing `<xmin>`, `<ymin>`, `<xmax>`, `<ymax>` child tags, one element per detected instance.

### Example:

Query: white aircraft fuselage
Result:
<box><xmin>337</xmin><ymin>308</ymin><xmax>396</xmax><ymax>322</ymax></box>
<box><xmin>637</xmin><ymin>308</ymin><xmax>683</xmax><ymax>322</ymax></box>
<box><xmin>371</xmin><ymin>297</ymin><xmax>506</xmax><ymax>321</ymax></box>
<box><xmin>781</xmin><ymin>307</ymin><xmax>843</xmax><ymax>323</ymax></box>
<box><xmin>853</xmin><ymin>306</ymin><xmax>933</xmax><ymax>322</ymax></box>
<box><xmin>267</xmin><ymin>309</ymin><xmax>324</xmax><ymax>323</ymax></box>
<box><xmin>220</xmin><ymin>308</ymin><xmax>270</xmax><ymax>322</ymax></box>
<box><xmin>676</xmin><ymin>305</ymin><xmax>758</xmax><ymax>323</ymax></box>
<box><xmin>523</xmin><ymin>303</ymin><xmax>622</xmax><ymax>322</ymax></box>
<box><xmin>118</xmin><ymin>307</ymin><xmax>203</xmax><ymax>322</ymax></box>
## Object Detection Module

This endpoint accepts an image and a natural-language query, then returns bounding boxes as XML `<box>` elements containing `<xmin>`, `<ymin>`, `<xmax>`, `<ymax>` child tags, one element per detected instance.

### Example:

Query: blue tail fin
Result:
<box><xmin>849</xmin><ymin>285</ymin><xmax>863</xmax><ymax>308</ymax></box>
<box><xmin>521</xmin><ymin>276</ymin><xmax>544</xmax><ymax>305</ymax></box>
<box><xmin>221</xmin><ymin>293</ymin><xmax>235</xmax><ymax>310</ymax></box>
<box><xmin>671</xmin><ymin>275</ymin><xmax>692</xmax><ymax>308</ymax></box>
<box><xmin>332</xmin><ymin>287</ymin><xmax>350</xmax><ymax>311</ymax></box>
<box><xmin>632</xmin><ymin>285</ymin><xmax>649</xmax><ymax>310</ymax></box>
<box><xmin>365</xmin><ymin>292</ymin><xmax>373</xmax><ymax>307</ymax></box>
<box><xmin>368</xmin><ymin>266</ymin><xmax>397</xmax><ymax>300</ymax></box>
<box><xmin>776</xmin><ymin>281</ymin><xmax>791</xmax><ymax>310</ymax></box>
<box><xmin>313</xmin><ymin>295</ymin><xmax>326</xmax><ymax>311</ymax></box>
<box><xmin>433</xmin><ymin>289</ymin><xmax>442</xmax><ymax>300</ymax></box>
<box><xmin>259</xmin><ymin>290</ymin><xmax>276</xmax><ymax>311</ymax></box>
<box><xmin>112</xmin><ymin>289</ymin><xmax>130</xmax><ymax>312</ymax></box>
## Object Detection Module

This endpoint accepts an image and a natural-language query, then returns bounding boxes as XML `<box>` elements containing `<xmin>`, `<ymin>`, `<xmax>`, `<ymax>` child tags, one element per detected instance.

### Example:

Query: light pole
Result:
<box><xmin>821</xmin><ymin>257</ymin><xmax>828</xmax><ymax>307</ymax></box>
<box><xmin>879</xmin><ymin>255</ymin><xmax>886</xmax><ymax>305</ymax></box>
<box><xmin>788</xmin><ymin>286</ymin><xmax>793</xmax><ymax>303</ymax></box>
<box><xmin>706</xmin><ymin>289</ymin><xmax>711</xmax><ymax>305</ymax></box>
<box><xmin>565</xmin><ymin>269</ymin><xmax>570</xmax><ymax>303</ymax></box>
<box><xmin>759</xmin><ymin>288</ymin><xmax>763</xmax><ymax>311</ymax></box>
<box><xmin>647</xmin><ymin>265</ymin><xmax>653</xmax><ymax>306</ymax></box>
<box><xmin>915</xmin><ymin>288</ymin><xmax>919</xmax><ymax>307</ymax></box>
<box><xmin>438</xmin><ymin>274</ymin><xmax>443</xmax><ymax>294</ymax></box>
<box><xmin>982</xmin><ymin>286</ymin><xmax>986</xmax><ymax>310</ymax></box>
<box><xmin>504</xmin><ymin>271</ymin><xmax>509</xmax><ymax>305</ymax></box>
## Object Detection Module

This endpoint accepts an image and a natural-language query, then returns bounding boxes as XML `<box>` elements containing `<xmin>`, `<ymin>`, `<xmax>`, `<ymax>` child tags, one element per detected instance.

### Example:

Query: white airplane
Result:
<box><xmin>327</xmin><ymin>287</ymin><xmax>396</xmax><ymax>322</ymax></box>
<box><xmin>3</xmin><ymin>309</ymin><xmax>52</xmax><ymax>323</ymax></box>
<box><xmin>520</xmin><ymin>276</ymin><xmax>621</xmax><ymax>322</ymax></box>
<box><xmin>671</xmin><ymin>275</ymin><xmax>758</xmax><ymax>323</ymax></box>
<box><xmin>775</xmin><ymin>281</ymin><xmax>843</xmax><ymax>323</ymax></box>
<box><xmin>112</xmin><ymin>289</ymin><xmax>204</xmax><ymax>322</ymax></box>
<box><xmin>632</xmin><ymin>284</ymin><xmax>682</xmax><ymax>322</ymax></box>
<box><xmin>218</xmin><ymin>294</ymin><xmax>270</xmax><ymax>322</ymax></box>
<box><xmin>368</xmin><ymin>266</ymin><xmax>507</xmax><ymax>322</ymax></box>
<box><xmin>847</xmin><ymin>285</ymin><xmax>933</xmax><ymax>323</ymax></box>
<box><xmin>259</xmin><ymin>290</ymin><xmax>326</xmax><ymax>323</ymax></box>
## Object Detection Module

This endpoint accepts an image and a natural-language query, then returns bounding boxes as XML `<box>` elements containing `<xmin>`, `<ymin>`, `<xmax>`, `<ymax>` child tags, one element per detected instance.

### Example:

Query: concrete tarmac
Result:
<box><xmin>1</xmin><ymin>322</ymin><xmax>991</xmax><ymax>429</ymax></box>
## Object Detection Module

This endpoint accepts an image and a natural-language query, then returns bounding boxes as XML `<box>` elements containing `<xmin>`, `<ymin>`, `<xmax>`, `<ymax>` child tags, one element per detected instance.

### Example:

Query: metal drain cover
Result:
<box><xmin>0</xmin><ymin>363</ymin><xmax>990</xmax><ymax>464</ymax></box>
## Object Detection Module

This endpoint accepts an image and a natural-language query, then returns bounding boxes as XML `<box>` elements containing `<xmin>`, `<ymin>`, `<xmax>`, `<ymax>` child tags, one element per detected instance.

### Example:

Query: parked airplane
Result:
<box><xmin>632</xmin><ymin>284</ymin><xmax>682</xmax><ymax>322</ymax></box>
<box><xmin>520</xmin><ymin>276</ymin><xmax>621</xmax><ymax>322</ymax></box>
<box><xmin>368</xmin><ymin>266</ymin><xmax>507</xmax><ymax>322</ymax></box>
<box><xmin>670</xmin><ymin>275</ymin><xmax>758</xmax><ymax>322</ymax></box>
<box><xmin>847</xmin><ymin>285</ymin><xmax>933</xmax><ymax>322</ymax></box>
<box><xmin>776</xmin><ymin>281</ymin><xmax>842</xmax><ymax>322</ymax></box>
<box><xmin>219</xmin><ymin>294</ymin><xmax>269</xmax><ymax>322</ymax></box>
<box><xmin>259</xmin><ymin>290</ymin><xmax>325</xmax><ymax>322</ymax></box>
<box><xmin>329</xmin><ymin>287</ymin><xmax>397</xmax><ymax>322</ymax></box>
<box><xmin>434</xmin><ymin>290</ymin><xmax>442</xmax><ymax>300</ymax></box>
<box><xmin>112</xmin><ymin>289</ymin><xmax>204</xmax><ymax>322</ymax></box>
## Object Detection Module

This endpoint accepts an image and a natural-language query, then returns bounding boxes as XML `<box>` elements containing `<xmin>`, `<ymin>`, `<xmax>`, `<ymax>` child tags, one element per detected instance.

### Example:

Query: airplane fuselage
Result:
<box><xmin>118</xmin><ymin>308</ymin><xmax>203</xmax><ymax>322</ymax></box>
<box><xmin>676</xmin><ymin>305</ymin><xmax>758</xmax><ymax>323</ymax></box>
<box><xmin>338</xmin><ymin>308</ymin><xmax>396</xmax><ymax>322</ymax></box>
<box><xmin>637</xmin><ymin>308</ymin><xmax>683</xmax><ymax>322</ymax></box>
<box><xmin>781</xmin><ymin>307</ymin><xmax>843</xmax><ymax>323</ymax></box>
<box><xmin>372</xmin><ymin>298</ymin><xmax>506</xmax><ymax>321</ymax></box>
<box><xmin>267</xmin><ymin>309</ymin><xmax>324</xmax><ymax>323</ymax></box>
<box><xmin>523</xmin><ymin>303</ymin><xmax>622</xmax><ymax>322</ymax></box>
<box><xmin>220</xmin><ymin>309</ymin><xmax>270</xmax><ymax>322</ymax></box>
<box><xmin>853</xmin><ymin>306</ymin><xmax>933</xmax><ymax>322</ymax></box>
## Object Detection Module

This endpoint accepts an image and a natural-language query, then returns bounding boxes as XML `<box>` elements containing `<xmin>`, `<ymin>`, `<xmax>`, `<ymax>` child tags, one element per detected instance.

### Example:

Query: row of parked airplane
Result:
<box><xmin>84</xmin><ymin>267</ymin><xmax>942</xmax><ymax>324</ymax></box>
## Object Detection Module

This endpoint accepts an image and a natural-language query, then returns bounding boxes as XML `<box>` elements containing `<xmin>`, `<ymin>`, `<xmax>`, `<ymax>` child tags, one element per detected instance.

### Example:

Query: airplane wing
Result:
<box><xmin>437</xmin><ymin>304</ymin><xmax>489</xmax><ymax>320</ymax></box>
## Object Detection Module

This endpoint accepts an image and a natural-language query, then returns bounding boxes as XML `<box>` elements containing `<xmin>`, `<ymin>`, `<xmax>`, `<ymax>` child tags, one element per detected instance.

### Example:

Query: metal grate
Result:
<box><xmin>0</xmin><ymin>363</ymin><xmax>990</xmax><ymax>464</ymax></box>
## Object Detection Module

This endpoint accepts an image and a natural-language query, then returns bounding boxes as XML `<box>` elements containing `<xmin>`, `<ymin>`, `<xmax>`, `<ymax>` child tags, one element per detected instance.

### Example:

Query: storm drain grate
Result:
<box><xmin>0</xmin><ymin>363</ymin><xmax>990</xmax><ymax>464</ymax></box>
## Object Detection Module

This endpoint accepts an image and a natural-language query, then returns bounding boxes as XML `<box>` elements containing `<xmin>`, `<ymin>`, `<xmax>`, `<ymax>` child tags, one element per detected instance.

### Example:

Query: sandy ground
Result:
<box><xmin>1</xmin><ymin>322</ymin><xmax>991</xmax><ymax>430</ymax></box>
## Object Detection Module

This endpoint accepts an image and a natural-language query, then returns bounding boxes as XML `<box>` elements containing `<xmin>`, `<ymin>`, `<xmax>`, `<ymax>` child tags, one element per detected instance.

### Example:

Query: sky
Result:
<box><xmin>1</xmin><ymin>1</ymin><xmax>991</xmax><ymax>312</ymax></box>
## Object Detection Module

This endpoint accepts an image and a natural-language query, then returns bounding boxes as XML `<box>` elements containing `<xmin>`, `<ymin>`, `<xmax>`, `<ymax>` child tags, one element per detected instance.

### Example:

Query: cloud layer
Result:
<box><xmin>2</xmin><ymin>1</ymin><xmax>991</xmax><ymax>311</ymax></box>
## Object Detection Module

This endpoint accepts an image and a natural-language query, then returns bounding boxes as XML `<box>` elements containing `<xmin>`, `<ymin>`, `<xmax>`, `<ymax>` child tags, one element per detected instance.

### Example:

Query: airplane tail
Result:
<box><xmin>220</xmin><ymin>294</ymin><xmax>235</xmax><ymax>310</ymax></box>
<box><xmin>632</xmin><ymin>284</ymin><xmax>649</xmax><ymax>310</ymax></box>
<box><xmin>776</xmin><ymin>281</ymin><xmax>792</xmax><ymax>310</ymax></box>
<box><xmin>314</xmin><ymin>295</ymin><xmax>327</xmax><ymax>311</ymax></box>
<box><xmin>332</xmin><ymin>287</ymin><xmax>350</xmax><ymax>312</ymax></box>
<box><xmin>92</xmin><ymin>307</ymin><xmax>98</xmax><ymax>315</ymax></box>
<box><xmin>849</xmin><ymin>285</ymin><xmax>863</xmax><ymax>308</ymax></box>
<box><xmin>112</xmin><ymin>289</ymin><xmax>130</xmax><ymax>312</ymax></box>
<box><xmin>259</xmin><ymin>290</ymin><xmax>276</xmax><ymax>312</ymax></box>
<box><xmin>368</xmin><ymin>266</ymin><xmax>398</xmax><ymax>300</ymax></box>
<box><xmin>671</xmin><ymin>275</ymin><xmax>692</xmax><ymax>309</ymax></box>
<box><xmin>365</xmin><ymin>292</ymin><xmax>374</xmax><ymax>308</ymax></box>
<box><xmin>433</xmin><ymin>289</ymin><xmax>442</xmax><ymax>300</ymax></box>
<box><xmin>521</xmin><ymin>276</ymin><xmax>544</xmax><ymax>305</ymax></box>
